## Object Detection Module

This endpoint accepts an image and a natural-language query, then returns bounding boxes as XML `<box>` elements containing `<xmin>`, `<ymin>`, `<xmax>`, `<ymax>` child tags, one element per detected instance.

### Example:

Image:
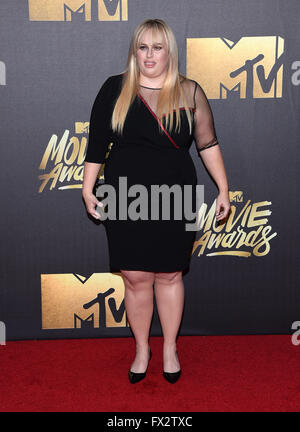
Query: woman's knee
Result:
<box><xmin>154</xmin><ymin>271</ymin><xmax>182</xmax><ymax>285</ymax></box>
<box><xmin>120</xmin><ymin>269</ymin><xmax>155</xmax><ymax>287</ymax></box>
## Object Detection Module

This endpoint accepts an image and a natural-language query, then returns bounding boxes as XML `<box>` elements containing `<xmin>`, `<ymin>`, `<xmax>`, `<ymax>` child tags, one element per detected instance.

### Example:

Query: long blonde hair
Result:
<box><xmin>111</xmin><ymin>19</ymin><xmax>193</xmax><ymax>135</ymax></box>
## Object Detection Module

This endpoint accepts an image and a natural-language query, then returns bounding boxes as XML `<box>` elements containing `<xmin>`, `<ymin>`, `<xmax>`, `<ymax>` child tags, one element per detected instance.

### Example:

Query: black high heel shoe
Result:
<box><xmin>128</xmin><ymin>347</ymin><xmax>152</xmax><ymax>384</ymax></box>
<box><xmin>163</xmin><ymin>350</ymin><xmax>181</xmax><ymax>384</ymax></box>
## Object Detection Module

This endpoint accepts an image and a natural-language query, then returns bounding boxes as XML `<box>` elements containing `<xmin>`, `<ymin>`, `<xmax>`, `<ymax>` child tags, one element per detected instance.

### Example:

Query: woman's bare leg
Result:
<box><xmin>154</xmin><ymin>271</ymin><xmax>183</xmax><ymax>372</ymax></box>
<box><xmin>121</xmin><ymin>269</ymin><xmax>155</xmax><ymax>373</ymax></box>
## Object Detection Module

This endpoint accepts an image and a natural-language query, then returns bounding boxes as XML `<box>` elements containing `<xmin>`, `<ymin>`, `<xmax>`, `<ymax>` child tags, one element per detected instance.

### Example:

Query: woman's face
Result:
<box><xmin>136</xmin><ymin>29</ymin><xmax>169</xmax><ymax>81</ymax></box>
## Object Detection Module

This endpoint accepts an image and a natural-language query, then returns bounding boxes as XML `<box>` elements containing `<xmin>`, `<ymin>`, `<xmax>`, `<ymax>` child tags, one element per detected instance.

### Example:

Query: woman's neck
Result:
<box><xmin>140</xmin><ymin>84</ymin><xmax>162</xmax><ymax>90</ymax></box>
<box><xmin>139</xmin><ymin>73</ymin><xmax>167</xmax><ymax>90</ymax></box>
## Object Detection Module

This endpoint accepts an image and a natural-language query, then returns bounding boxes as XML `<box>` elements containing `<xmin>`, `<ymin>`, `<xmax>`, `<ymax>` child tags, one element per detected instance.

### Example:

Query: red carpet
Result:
<box><xmin>0</xmin><ymin>335</ymin><xmax>299</xmax><ymax>412</ymax></box>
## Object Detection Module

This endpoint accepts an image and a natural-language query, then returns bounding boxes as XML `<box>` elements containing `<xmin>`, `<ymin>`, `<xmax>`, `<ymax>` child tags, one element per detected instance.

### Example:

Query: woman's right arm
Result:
<box><xmin>82</xmin><ymin>76</ymin><xmax>115</xmax><ymax>220</ymax></box>
<box><xmin>82</xmin><ymin>162</ymin><xmax>103</xmax><ymax>220</ymax></box>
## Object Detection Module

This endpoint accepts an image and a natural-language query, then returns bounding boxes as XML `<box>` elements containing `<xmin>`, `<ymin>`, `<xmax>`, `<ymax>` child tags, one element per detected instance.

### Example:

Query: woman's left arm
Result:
<box><xmin>192</xmin><ymin>81</ymin><xmax>231</xmax><ymax>222</ymax></box>
<box><xmin>198</xmin><ymin>145</ymin><xmax>230</xmax><ymax>222</ymax></box>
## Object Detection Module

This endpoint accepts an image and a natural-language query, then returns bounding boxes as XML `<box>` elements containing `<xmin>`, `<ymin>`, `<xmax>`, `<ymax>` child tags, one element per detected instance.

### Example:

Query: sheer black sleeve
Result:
<box><xmin>193</xmin><ymin>81</ymin><xmax>219</xmax><ymax>156</ymax></box>
<box><xmin>84</xmin><ymin>76</ymin><xmax>115</xmax><ymax>164</ymax></box>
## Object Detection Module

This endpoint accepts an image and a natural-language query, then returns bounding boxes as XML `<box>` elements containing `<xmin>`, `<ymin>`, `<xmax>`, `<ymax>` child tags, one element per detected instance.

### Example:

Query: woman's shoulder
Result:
<box><xmin>96</xmin><ymin>74</ymin><xmax>123</xmax><ymax>93</ymax></box>
<box><xmin>94</xmin><ymin>73</ymin><xmax>124</xmax><ymax>101</ymax></box>
<box><xmin>180</xmin><ymin>75</ymin><xmax>199</xmax><ymax>90</ymax></box>
<box><xmin>100</xmin><ymin>73</ymin><xmax>124</xmax><ymax>89</ymax></box>
<box><xmin>179</xmin><ymin>76</ymin><xmax>199</xmax><ymax>101</ymax></box>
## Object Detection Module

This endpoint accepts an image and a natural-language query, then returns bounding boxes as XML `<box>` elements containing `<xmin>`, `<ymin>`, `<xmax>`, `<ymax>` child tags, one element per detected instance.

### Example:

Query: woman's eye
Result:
<box><xmin>139</xmin><ymin>46</ymin><xmax>162</xmax><ymax>51</ymax></box>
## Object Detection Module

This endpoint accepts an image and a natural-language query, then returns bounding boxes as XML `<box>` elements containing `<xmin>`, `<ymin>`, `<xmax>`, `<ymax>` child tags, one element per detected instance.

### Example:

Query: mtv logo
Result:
<box><xmin>74</xmin><ymin>313</ymin><xmax>94</xmax><ymax>328</ymax></box>
<box><xmin>28</xmin><ymin>0</ymin><xmax>128</xmax><ymax>21</ymax></box>
<box><xmin>0</xmin><ymin>61</ymin><xmax>6</xmax><ymax>86</ymax></box>
<box><xmin>229</xmin><ymin>191</ymin><xmax>243</xmax><ymax>202</ymax></box>
<box><xmin>98</xmin><ymin>0</ymin><xmax>128</xmax><ymax>21</ymax></box>
<box><xmin>41</xmin><ymin>273</ymin><xmax>128</xmax><ymax>329</ymax></box>
<box><xmin>187</xmin><ymin>36</ymin><xmax>284</xmax><ymax>99</ymax></box>
<box><xmin>75</xmin><ymin>122</ymin><xmax>89</xmax><ymax>134</ymax></box>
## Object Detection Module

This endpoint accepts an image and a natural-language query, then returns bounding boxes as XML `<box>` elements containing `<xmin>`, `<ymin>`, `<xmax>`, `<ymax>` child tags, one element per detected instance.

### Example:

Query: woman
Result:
<box><xmin>82</xmin><ymin>19</ymin><xmax>230</xmax><ymax>384</ymax></box>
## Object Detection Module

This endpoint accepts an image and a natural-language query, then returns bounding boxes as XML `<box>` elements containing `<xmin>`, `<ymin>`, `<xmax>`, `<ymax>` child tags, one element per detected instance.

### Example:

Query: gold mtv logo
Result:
<box><xmin>75</xmin><ymin>121</ymin><xmax>89</xmax><ymax>134</ymax></box>
<box><xmin>28</xmin><ymin>0</ymin><xmax>128</xmax><ymax>21</ymax></box>
<box><xmin>229</xmin><ymin>191</ymin><xmax>243</xmax><ymax>202</ymax></box>
<box><xmin>187</xmin><ymin>36</ymin><xmax>284</xmax><ymax>99</ymax></box>
<box><xmin>41</xmin><ymin>273</ymin><xmax>128</xmax><ymax>329</ymax></box>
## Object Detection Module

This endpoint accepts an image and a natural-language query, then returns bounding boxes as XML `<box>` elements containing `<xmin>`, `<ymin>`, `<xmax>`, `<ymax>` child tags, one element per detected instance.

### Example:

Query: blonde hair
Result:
<box><xmin>111</xmin><ymin>18</ymin><xmax>193</xmax><ymax>135</ymax></box>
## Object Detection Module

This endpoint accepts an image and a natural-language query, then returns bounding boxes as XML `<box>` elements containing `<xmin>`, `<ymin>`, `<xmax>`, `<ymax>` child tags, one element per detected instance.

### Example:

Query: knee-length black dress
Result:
<box><xmin>84</xmin><ymin>73</ymin><xmax>219</xmax><ymax>273</ymax></box>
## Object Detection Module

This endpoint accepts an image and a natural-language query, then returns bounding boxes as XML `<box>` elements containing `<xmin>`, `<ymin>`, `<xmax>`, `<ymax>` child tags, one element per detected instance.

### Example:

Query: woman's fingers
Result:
<box><xmin>83</xmin><ymin>193</ymin><xmax>103</xmax><ymax>219</ymax></box>
<box><xmin>91</xmin><ymin>201</ymin><xmax>104</xmax><ymax>219</ymax></box>
<box><xmin>217</xmin><ymin>205</ymin><xmax>230</xmax><ymax>220</ymax></box>
<box><xmin>216</xmin><ymin>194</ymin><xmax>231</xmax><ymax>221</ymax></box>
<box><xmin>87</xmin><ymin>203</ymin><xmax>99</xmax><ymax>219</ymax></box>
<box><xmin>216</xmin><ymin>201</ymin><xmax>222</xmax><ymax>219</ymax></box>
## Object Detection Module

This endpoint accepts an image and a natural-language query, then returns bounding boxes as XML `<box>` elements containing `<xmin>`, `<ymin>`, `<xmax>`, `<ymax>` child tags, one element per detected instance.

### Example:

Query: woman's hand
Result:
<box><xmin>216</xmin><ymin>190</ymin><xmax>231</xmax><ymax>222</ymax></box>
<box><xmin>82</xmin><ymin>190</ymin><xmax>103</xmax><ymax>220</ymax></box>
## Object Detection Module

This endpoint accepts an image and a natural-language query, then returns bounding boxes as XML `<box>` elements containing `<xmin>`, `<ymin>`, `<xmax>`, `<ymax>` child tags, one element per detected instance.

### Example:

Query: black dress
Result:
<box><xmin>84</xmin><ymin>73</ymin><xmax>219</xmax><ymax>272</ymax></box>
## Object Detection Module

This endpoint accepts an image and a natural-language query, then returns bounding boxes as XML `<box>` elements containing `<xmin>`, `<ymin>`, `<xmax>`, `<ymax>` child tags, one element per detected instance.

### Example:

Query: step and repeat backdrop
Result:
<box><xmin>0</xmin><ymin>0</ymin><xmax>299</xmax><ymax>340</ymax></box>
